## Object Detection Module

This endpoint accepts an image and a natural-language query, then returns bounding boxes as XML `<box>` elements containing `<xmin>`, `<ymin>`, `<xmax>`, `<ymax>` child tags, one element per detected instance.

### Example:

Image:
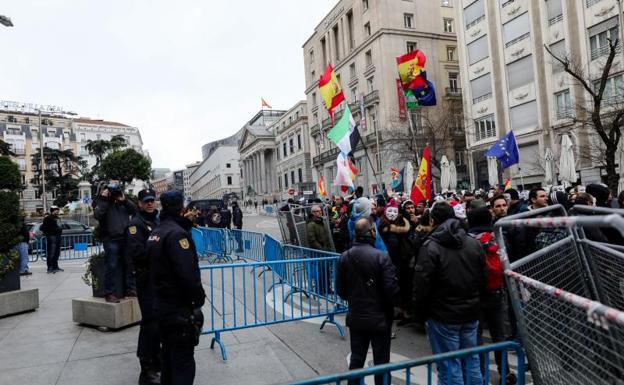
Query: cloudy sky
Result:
<box><xmin>0</xmin><ymin>0</ymin><xmax>336</xmax><ymax>169</ymax></box>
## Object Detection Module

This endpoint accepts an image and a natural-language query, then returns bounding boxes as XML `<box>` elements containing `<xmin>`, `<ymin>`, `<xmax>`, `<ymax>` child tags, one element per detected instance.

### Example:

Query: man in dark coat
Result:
<box><xmin>337</xmin><ymin>218</ymin><xmax>398</xmax><ymax>385</ymax></box>
<box><xmin>413</xmin><ymin>201</ymin><xmax>487</xmax><ymax>385</ymax></box>
<box><xmin>126</xmin><ymin>189</ymin><xmax>161</xmax><ymax>385</ymax></box>
<box><xmin>40</xmin><ymin>206</ymin><xmax>63</xmax><ymax>273</ymax></box>
<box><xmin>147</xmin><ymin>190</ymin><xmax>205</xmax><ymax>385</ymax></box>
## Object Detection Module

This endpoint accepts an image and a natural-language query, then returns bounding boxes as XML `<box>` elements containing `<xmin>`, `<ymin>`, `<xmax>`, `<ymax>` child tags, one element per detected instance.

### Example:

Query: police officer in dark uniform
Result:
<box><xmin>147</xmin><ymin>190</ymin><xmax>205</xmax><ymax>385</ymax></box>
<box><xmin>126</xmin><ymin>188</ymin><xmax>161</xmax><ymax>385</ymax></box>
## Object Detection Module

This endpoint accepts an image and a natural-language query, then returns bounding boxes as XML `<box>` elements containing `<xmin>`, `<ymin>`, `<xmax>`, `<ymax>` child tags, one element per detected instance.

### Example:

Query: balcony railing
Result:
<box><xmin>312</xmin><ymin>147</ymin><xmax>340</xmax><ymax>165</ymax></box>
<box><xmin>310</xmin><ymin>124</ymin><xmax>320</xmax><ymax>136</ymax></box>
<box><xmin>445</xmin><ymin>87</ymin><xmax>462</xmax><ymax>97</ymax></box>
<box><xmin>12</xmin><ymin>148</ymin><xmax>25</xmax><ymax>155</ymax></box>
<box><xmin>465</xmin><ymin>14</ymin><xmax>485</xmax><ymax>30</ymax></box>
<box><xmin>473</xmin><ymin>93</ymin><xmax>492</xmax><ymax>104</ymax></box>
<box><xmin>364</xmin><ymin>90</ymin><xmax>379</xmax><ymax>105</ymax></box>
<box><xmin>591</xmin><ymin>44</ymin><xmax>620</xmax><ymax>61</ymax></box>
<box><xmin>556</xmin><ymin>109</ymin><xmax>574</xmax><ymax>120</ymax></box>
<box><xmin>585</xmin><ymin>0</ymin><xmax>604</xmax><ymax>7</ymax></box>
<box><xmin>549</xmin><ymin>14</ymin><xmax>563</xmax><ymax>26</ymax></box>
<box><xmin>505</xmin><ymin>32</ymin><xmax>530</xmax><ymax>48</ymax></box>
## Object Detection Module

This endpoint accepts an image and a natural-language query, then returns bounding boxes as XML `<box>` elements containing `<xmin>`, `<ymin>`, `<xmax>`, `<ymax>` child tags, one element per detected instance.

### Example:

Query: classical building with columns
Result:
<box><xmin>238</xmin><ymin>110</ymin><xmax>285</xmax><ymax>202</ymax></box>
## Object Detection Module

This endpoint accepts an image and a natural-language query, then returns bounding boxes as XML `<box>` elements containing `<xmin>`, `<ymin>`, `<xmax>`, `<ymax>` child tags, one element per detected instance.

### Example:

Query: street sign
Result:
<box><xmin>303</xmin><ymin>190</ymin><xmax>313</xmax><ymax>195</ymax></box>
<box><xmin>287</xmin><ymin>188</ymin><xmax>295</xmax><ymax>195</ymax></box>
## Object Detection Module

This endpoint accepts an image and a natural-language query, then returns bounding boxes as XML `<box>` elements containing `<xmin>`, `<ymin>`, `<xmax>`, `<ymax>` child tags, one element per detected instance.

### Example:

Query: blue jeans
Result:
<box><xmin>16</xmin><ymin>242</ymin><xmax>29</xmax><ymax>272</ymax></box>
<box><xmin>103</xmin><ymin>240</ymin><xmax>135</xmax><ymax>295</ymax></box>
<box><xmin>46</xmin><ymin>235</ymin><xmax>61</xmax><ymax>271</ymax></box>
<box><xmin>426</xmin><ymin>319</ymin><xmax>482</xmax><ymax>385</ymax></box>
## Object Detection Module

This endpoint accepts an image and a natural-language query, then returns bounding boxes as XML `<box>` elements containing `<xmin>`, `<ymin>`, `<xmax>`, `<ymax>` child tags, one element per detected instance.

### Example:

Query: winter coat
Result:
<box><xmin>380</xmin><ymin>217</ymin><xmax>412</xmax><ymax>265</ymax></box>
<box><xmin>413</xmin><ymin>218</ymin><xmax>487</xmax><ymax>324</ymax></box>
<box><xmin>232</xmin><ymin>207</ymin><xmax>243</xmax><ymax>229</ymax></box>
<box><xmin>337</xmin><ymin>240</ymin><xmax>399</xmax><ymax>331</ymax></box>
<box><xmin>126</xmin><ymin>210</ymin><xmax>160</xmax><ymax>279</ymax></box>
<box><xmin>41</xmin><ymin>215</ymin><xmax>62</xmax><ymax>237</ymax></box>
<box><xmin>94</xmin><ymin>198</ymin><xmax>137</xmax><ymax>241</ymax></box>
<box><xmin>307</xmin><ymin>218</ymin><xmax>332</xmax><ymax>252</ymax></box>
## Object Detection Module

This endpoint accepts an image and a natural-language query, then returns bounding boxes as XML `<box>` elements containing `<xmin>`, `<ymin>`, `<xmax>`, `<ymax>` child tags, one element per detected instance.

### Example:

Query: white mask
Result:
<box><xmin>385</xmin><ymin>207</ymin><xmax>399</xmax><ymax>221</ymax></box>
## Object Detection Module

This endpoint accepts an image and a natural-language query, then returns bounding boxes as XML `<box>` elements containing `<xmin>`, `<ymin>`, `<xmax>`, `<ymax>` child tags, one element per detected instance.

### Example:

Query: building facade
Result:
<box><xmin>189</xmin><ymin>145</ymin><xmax>242</xmax><ymax>200</ymax></box>
<box><xmin>238</xmin><ymin>110</ymin><xmax>285</xmax><ymax>202</ymax></box>
<box><xmin>183</xmin><ymin>161</ymin><xmax>200</xmax><ymax>203</ymax></box>
<box><xmin>303</xmin><ymin>0</ymin><xmax>466</xmax><ymax>196</ymax></box>
<box><xmin>152</xmin><ymin>172</ymin><xmax>174</xmax><ymax>199</ymax></box>
<box><xmin>456</xmin><ymin>0</ymin><xmax>622</xmax><ymax>189</ymax></box>
<box><xmin>273</xmin><ymin>101</ymin><xmax>315</xmax><ymax>200</ymax></box>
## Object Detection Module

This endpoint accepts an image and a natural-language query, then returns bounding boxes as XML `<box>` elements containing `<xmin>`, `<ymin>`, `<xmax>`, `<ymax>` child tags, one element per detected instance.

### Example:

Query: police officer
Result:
<box><xmin>126</xmin><ymin>189</ymin><xmax>161</xmax><ymax>385</ymax></box>
<box><xmin>147</xmin><ymin>190</ymin><xmax>205</xmax><ymax>385</ymax></box>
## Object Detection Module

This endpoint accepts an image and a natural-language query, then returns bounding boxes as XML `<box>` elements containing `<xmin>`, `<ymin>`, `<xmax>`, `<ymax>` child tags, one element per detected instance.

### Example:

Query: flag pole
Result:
<box><xmin>353</xmin><ymin>94</ymin><xmax>383</xmax><ymax>193</ymax></box>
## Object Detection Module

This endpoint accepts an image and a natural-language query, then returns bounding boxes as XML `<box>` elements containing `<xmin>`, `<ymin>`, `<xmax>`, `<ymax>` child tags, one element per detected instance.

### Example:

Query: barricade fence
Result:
<box><xmin>282</xmin><ymin>342</ymin><xmax>525</xmax><ymax>385</ymax></box>
<box><xmin>200</xmin><ymin>257</ymin><xmax>346</xmax><ymax>360</ymax></box>
<box><xmin>29</xmin><ymin>234</ymin><xmax>102</xmax><ymax>262</ymax></box>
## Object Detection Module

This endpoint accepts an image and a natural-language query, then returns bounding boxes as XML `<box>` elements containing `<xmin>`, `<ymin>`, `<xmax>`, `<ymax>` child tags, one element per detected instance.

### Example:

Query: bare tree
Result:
<box><xmin>545</xmin><ymin>38</ymin><xmax>623</xmax><ymax>193</ymax></box>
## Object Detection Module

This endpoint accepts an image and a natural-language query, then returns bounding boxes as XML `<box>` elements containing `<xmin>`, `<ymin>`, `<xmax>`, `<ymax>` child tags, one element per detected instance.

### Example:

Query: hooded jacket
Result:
<box><xmin>413</xmin><ymin>218</ymin><xmax>487</xmax><ymax>324</ymax></box>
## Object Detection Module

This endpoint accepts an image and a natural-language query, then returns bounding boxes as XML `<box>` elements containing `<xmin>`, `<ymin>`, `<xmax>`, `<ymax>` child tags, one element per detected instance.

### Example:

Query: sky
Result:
<box><xmin>0</xmin><ymin>0</ymin><xmax>337</xmax><ymax>170</ymax></box>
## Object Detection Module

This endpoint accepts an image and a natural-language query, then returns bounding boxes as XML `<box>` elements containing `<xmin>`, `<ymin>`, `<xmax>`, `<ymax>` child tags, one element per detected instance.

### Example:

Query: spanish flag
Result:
<box><xmin>318</xmin><ymin>176</ymin><xmax>327</xmax><ymax>198</ymax></box>
<box><xmin>410</xmin><ymin>146</ymin><xmax>431</xmax><ymax>204</ymax></box>
<box><xmin>261</xmin><ymin>98</ymin><xmax>272</xmax><ymax>109</ymax></box>
<box><xmin>319</xmin><ymin>64</ymin><xmax>345</xmax><ymax>117</ymax></box>
<box><xmin>504</xmin><ymin>178</ymin><xmax>512</xmax><ymax>191</ymax></box>
<box><xmin>396</xmin><ymin>50</ymin><xmax>427</xmax><ymax>90</ymax></box>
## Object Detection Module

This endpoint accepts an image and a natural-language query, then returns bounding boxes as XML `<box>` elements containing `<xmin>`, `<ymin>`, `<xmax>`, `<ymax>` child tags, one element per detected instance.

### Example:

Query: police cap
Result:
<box><xmin>160</xmin><ymin>189</ymin><xmax>184</xmax><ymax>208</ymax></box>
<box><xmin>138</xmin><ymin>188</ymin><xmax>156</xmax><ymax>202</ymax></box>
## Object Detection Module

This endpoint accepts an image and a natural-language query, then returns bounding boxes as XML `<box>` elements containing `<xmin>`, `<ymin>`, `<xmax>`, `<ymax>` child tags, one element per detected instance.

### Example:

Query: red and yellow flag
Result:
<box><xmin>410</xmin><ymin>146</ymin><xmax>431</xmax><ymax>204</ymax></box>
<box><xmin>318</xmin><ymin>176</ymin><xmax>327</xmax><ymax>198</ymax></box>
<box><xmin>319</xmin><ymin>64</ymin><xmax>345</xmax><ymax>116</ymax></box>
<box><xmin>504</xmin><ymin>178</ymin><xmax>512</xmax><ymax>191</ymax></box>
<box><xmin>396</xmin><ymin>50</ymin><xmax>427</xmax><ymax>90</ymax></box>
<box><xmin>261</xmin><ymin>98</ymin><xmax>272</xmax><ymax>109</ymax></box>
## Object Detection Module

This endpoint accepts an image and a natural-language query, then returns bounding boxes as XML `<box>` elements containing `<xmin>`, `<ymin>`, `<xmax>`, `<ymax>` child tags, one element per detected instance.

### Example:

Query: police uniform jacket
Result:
<box><xmin>126</xmin><ymin>210</ymin><xmax>159</xmax><ymax>279</ymax></box>
<box><xmin>147</xmin><ymin>214</ymin><xmax>205</xmax><ymax>317</ymax></box>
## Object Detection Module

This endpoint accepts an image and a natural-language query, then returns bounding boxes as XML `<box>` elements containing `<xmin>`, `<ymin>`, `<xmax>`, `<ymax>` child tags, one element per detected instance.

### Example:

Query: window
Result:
<box><xmin>227</xmin><ymin>176</ymin><xmax>232</xmax><ymax>185</ymax></box>
<box><xmin>368</xmin><ymin>107</ymin><xmax>378</xmax><ymax>132</ymax></box>
<box><xmin>503</xmin><ymin>13</ymin><xmax>530</xmax><ymax>47</ymax></box>
<box><xmin>506</xmin><ymin>55</ymin><xmax>534</xmax><ymax>90</ymax></box>
<box><xmin>474</xmin><ymin>115</ymin><xmax>497</xmax><ymax>141</ymax></box>
<box><xmin>309</xmin><ymin>49</ymin><xmax>314</xmax><ymax>64</ymax></box>
<box><xmin>297</xmin><ymin>134</ymin><xmax>302</xmax><ymax>150</ymax></box>
<box><xmin>349</xmin><ymin>63</ymin><xmax>356</xmax><ymax>78</ymax></box>
<box><xmin>470</xmin><ymin>73</ymin><xmax>492</xmax><ymax>103</ymax></box>
<box><xmin>404</xmin><ymin>13</ymin><xmax>414</xmax><ymax>29</ymax></box>
<box><xmin>312</xmin><ymin>92</ymin><xmax>317</xmax><ymax>107</ymax></box>
<box><xmin>80</xmin><ymin>133</ymin><xmax>86</xmax><ymax>142</ymax></box>
<box><xmin>464</xmin><ymin>0</ymin><xmax>485</xmax><ymax>29</ymax></box>
<box><xmin>593</xmin><ymin>74</ymin><xmax>624</xmax><ymax>100</ymax></box>
<box><xmin>298</xmin><ymin>168</ymin><xmax>303</xmax><ymax>183</ymax></box>
<box><xmin>449</xmin><ymin>72</ymin><xmax>459</xmax><ymax>91</ymax></box>
<box><xmin>291</xmin><ymin>171</ymin><xmax>295</xmax><ymax>186</ymax></box>
<box><xmin>364</xmin><ymin>22</ymin><xmax>371</xmax><ymax>36</ymax></box>
<box><xmin>17</xmin><ymin>159</ymin><xmax>26</xmax><ymax>171</ymax></box>
<box><xmin>367</xmin><ymin>77</ymin><xmax>374</xmax><ymax>92</ymax></box>
<box><xmin>447</xmin><ymin>46</ymin><xmax>456</xmax><ymax>61</ymax></box>
<box><xmin>278</xmin><ymin>176</ymin><xmax>282</xmax><ymax>189</ymax></box>
<box><xmin>555</xmin><ymin>90</ymin><xmax>572</xmax><ymax>118</ymax></box>
<box><xmin>226</xmin><ymin>163</ymin><xmax>231</xmax><ymax>168</ymax></box>
<box><xmin>362</xmin><ymin>0</ymin><xmax>368</xmax><ymax>12</ymax></box>
<box><xmin>406</xmin><ymin>41</ymin><xmax>417</xmax><ymax>52</ymax></box>
<box><xmin>347</xmin><ymin>11</ymin><xmax>355</xmax><ymax>50</ymax></box>
<box><xmin>289</xmin><ymin>138</ymin><xmax>294</xmax><ymax>153</ymax></box>
<box><xmin>411</xmin><ymin>110</ymin><xmax>424</xmax><ymax>134</ymax></box>
<box><xmin>332</xmin><ymin>25</ymin><xmax>341</xmax><ymax>61</ymax></box>
<box><xmin>455</xmin><ymin>151</ymin><xmax>465</xmax><ymax>166</ymax></box>
<box><xmin>365</xmin><ymin>50</ymin><xmax>373</xmax><ymax>67</ymax></box>
<box><xmin>467</xmin><ymin>35</ymin><xmax>488</xmax><ymax>64</ymax></box>
<box><xmin>589</xmin><ymin>17</ymin><xmax>619</xmax><ymax>60</ymax></box>
<box><xmin>283</xmin><ymin>142</ymin><xmax>288</xmax><ymax>157</ymax></box>
<box><xmin>442</xmin><ymin>0</ymin><xmax>452</xmax><ymax>7</ymax></box>
<box><xmin>96</xmin><ymin>134</ymin><xmax>101</xmax><ymax>140</ymax></box>
<box><xmin>510</xmin><ymin>101</ymin><xmax>538</xmax><ymax>132</ymax></box>
<box><xmin>546</xmin><ymin>0</ymin><xmax>563</xmax><ymax>24</ymax></box>
<box><xmin>321</xmin><ymin>38</ymin><xmax>327</xmax><ymax>65</ymax></box>
<box><xmin>311</xmin><ymin>70</ymin><xmax>315</xmax><ymax>80</ymax></box>
<box><xmin>284</xmin><ymin>173</ymin><xmax>288</xmax><ymax>188</ymax></box>
<box><xmin>586</xmin><ymin>0</ymin><xmax>605</xmax><ymax>7</ymax></box>
<box><xmin>443</xmin><ymin>18</ymin><xmax>454</xmax><ymax>33</ymax></box>
<box><xmin>550</xmin><ymin>40</ymin><xmax>566</xmax><ymax>73</ymax></box>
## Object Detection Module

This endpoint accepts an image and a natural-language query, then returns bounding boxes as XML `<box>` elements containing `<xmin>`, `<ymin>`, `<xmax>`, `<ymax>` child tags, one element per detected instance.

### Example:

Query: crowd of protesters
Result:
<box><xmin>309</xmin><ymin>182</ymin><xmax>624</xmax><ymax>385</ymax></box>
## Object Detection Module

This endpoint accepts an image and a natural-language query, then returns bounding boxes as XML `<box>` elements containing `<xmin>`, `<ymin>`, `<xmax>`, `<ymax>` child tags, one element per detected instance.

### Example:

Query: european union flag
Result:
<box><xmin>485</xmin><ymin>131</ymin><xmax>519</xmax><ymax>169</ymax></box>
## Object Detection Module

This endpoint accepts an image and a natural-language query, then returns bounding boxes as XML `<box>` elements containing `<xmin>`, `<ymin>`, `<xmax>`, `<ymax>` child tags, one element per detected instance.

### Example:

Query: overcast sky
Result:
<box><xmin>0</xmin><ymin>0</ymin><xmax>337</xmax><ymax>169</ymax></box>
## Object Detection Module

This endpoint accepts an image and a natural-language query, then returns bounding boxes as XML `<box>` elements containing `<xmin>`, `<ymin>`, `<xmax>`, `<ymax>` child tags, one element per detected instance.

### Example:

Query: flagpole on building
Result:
<box><xmin>353</xmin><ymin>94</ymin><xmax>383</xmax><ymax>193</ymax></box>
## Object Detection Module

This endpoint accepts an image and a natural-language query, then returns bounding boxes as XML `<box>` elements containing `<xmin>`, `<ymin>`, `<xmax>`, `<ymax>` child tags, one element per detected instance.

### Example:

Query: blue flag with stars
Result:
<box><xmin>485</xmin><ymin>131</ymin><xmax>519</xmax><ymax>169</ymax></box>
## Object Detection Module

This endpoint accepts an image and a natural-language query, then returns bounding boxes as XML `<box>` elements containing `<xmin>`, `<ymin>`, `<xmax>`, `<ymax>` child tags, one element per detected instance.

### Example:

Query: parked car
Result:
<box><xmin>27</xmin><ymin>219</ymin><xmax>94</xmax><ymax>253</ymax></box>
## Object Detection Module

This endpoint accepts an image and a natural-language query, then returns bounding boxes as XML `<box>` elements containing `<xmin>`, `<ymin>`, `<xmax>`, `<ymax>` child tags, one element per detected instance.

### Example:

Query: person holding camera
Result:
<box><xmin>147</xmin><ymin>190</ymin><xmax>205</xmax><ymax>385</ymax></box>
<box><xmin>94</xmin><ymin>181</ymin><xmax>137</xmax><ymax>303</ymax></box>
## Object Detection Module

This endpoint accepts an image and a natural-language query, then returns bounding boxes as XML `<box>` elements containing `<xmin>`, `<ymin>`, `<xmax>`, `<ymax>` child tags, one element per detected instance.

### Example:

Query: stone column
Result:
<box><xmin>259</xmin><ymin>149</ymin><xmax>266</xmax><ymax>194</ymax></box>
<box><xmin>253</xmin><ymin>152</ymin><xmax>260</xmax><ymax>195</ymax></box>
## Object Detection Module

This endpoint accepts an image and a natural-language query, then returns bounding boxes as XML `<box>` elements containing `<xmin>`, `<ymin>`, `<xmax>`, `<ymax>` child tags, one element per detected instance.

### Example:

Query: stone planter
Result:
<box><xmin>91</xmin><ymin>255</ymin><xmax>126</xmax><ymax>298</ymax></box>
<box><xmin>0</xmin><ymin>264</ymin><xmax>20</xmax><ymax>294</ymax></box>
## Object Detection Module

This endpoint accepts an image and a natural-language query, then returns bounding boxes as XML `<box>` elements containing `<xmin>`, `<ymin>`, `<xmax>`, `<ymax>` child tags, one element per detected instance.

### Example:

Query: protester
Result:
<box><xmin>490</xmin><ymin>194</ymin><xmax>509</xmax><ymax>222</ymax></box>
<box><xmin>506</xmin><ymin>189</ymin><xmax>528</xmax><ymax>216</ymax></box>
<box><xmin>94</xmin><ymin>181</ymin><xmax>137</xmax><ymax>303</ymax></box>
<box><xmin>528</xmin><ymin>187</ymin><xmax>548</xmax><ymax>210</ymax></box>
<box><xmin>348</xmin><ymin>197</ymin><xmax>388</xmax><ymax>252</ymax></box>
<box><xmin>147</xmin><ymin>190</ymin><xmax>205</xmax><ymax>385</ymax></box>
<box><xmin>40</xmin><ymin>205</ymin><xmax>63</xmax><ymax>274</ymax></box>
<box><xmin>413</xmin><ymin>201</ymin><xmax>486</xmax><ymax>385</ymax></box>
<box><xmin>126</xmin><ymin>189</ymin><xmax>161</xmax><ymax>385</ymax></box>
<box><xmin>336</xmin><ymin>218</ymin><xmax>398</xmax><ymax>385</ymax></box>
<box><xmin>17</xmin><ymin>217</ymin><xmax>31</xmax><ymax>276</ymax></box>
<box><xmin>307</xmin><ymin>204</ymin><xmax>333</xmax><ymax>295</ymax></box>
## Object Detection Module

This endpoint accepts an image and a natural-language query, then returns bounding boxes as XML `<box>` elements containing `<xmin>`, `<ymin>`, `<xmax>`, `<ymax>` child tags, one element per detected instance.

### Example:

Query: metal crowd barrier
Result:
<box><xmin>200</xmin><ymin>256</ymin><xmax>346</xmax><ymax>360</ymax></box>
<box><xmin>225</xmin><ymin>228</ymin><xmax>264</xmax><ymax>262</ymax></box>
<box><xmin>192</xmin><ymin>227</ymin><xmax>229</xmax><ymax>263</ymax></box>
<box><xmin>495</xmin><ymin>207</ymin><xmax>624</xmax><ymax>385</ymax></box>
<box><xmin>29</xmin><ymin>234</ymin><xmax>102</xmax><ymax>262</ymax></box>
<box><xmin>283</xmin><ymin>341</ymin><xmax>525</xmax><ymax>385</ymax></box>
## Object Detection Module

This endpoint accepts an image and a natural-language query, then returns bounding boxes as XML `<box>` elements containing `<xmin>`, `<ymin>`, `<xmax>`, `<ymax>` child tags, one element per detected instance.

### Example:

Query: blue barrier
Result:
<box><xmin>193</xmin><ymin>227</ymin><xmax>229</xmax><ymax>263</ymax></box>
<box><xmin>200</xmin><ymin>257</ymin><xmax>346</xmax><ymax>360</ymax></box>
<box><xmin>29</xmin><ymin>234</ymin><xmax>102</xmax><ymax>262</ymax></box>
<box><xmin>283</xmin><ymin>341</ymin><xmax>526</xmax><ymax>385</ymax></box>
<box><xmin>225</xmin><ymin>229</ymin><xmax>264</xmax><ymax>262</ymax></box>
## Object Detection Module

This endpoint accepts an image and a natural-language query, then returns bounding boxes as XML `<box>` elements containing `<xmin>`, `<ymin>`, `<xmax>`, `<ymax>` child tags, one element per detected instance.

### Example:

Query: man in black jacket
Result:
<box><xmin>231</xmin><ymin>201</ymin><xmax>244</xmax><ymax>252</ymax></box>
<box><xmin>41</xmin><ymin>206</ymin><xmax>62</xmax><ymax>273</ymax></box>
<box><xmin>126</xmin><ymin>189</ymin><xmax>161</xmax><ymax>385</ymax></box>
<box><xmin>337</xmin><ymin>218</ymin><xmax>398</xmax><ymax>385</ymax></box>
<box><xmin>413</xmin><ymin>202</ymin><xmax>487</xmax><ymax>385</ymax></box>
<box><xmin>94</xmin><ymin>181</ymin><xmax>137</xmax><ymax>303</ymax></box>
<box><xmin>147</xmin><ymin>190</ymin><xmax>205</xmax><ymax>385</ymax></box>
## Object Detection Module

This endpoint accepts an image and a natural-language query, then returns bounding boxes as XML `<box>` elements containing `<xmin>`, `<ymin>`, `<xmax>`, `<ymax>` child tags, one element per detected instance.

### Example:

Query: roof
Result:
<box><xmin>74</xmin><ymin>118</ymin><xmax>131</xmax><ymax>128</ymax></box>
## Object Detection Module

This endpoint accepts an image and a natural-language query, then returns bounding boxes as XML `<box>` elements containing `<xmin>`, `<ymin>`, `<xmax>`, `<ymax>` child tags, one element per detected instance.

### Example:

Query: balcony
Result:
<box><xmin>312</xmin><ymin>147</ymin><xmax>340</xmax><ymax>166</ymax></box>
<box><xmin>556</xmin><ymin>109</ymin><xmax>574</xmax><ymax>120</ymax></box>
<box><xmin>310</xmin><ymin>124</ymin><xmax>320</xmax><ymax>136</ymax></box>
<box><xmin>505</xmin><ymin>33</ymin><xmax>530</xmax><ymax>48</ymax></box>
<box><xmin>12</xmin><ymin>148</ymin><xmax>25</xmax><ymax>155</ymax></box>
<box><xmin>445</xmin><ymin>87</ymin><xmax>462</xmax><ymax>98</ymax></box>
<box><xmin>549</xmin><ymin>14</ymin><xmax>563</xmax><ymax>26</ymax></box>
<box><xmin>473</xmin><ymin>93</ymin><xmax>492</xmax><ymax>104</ymax></box>
<box><xmin>364</xmin><ymin>90</ymin><xmax>379</xmax><ymax>106</ymax></box>
<box><xmin>591</xmin><ymin>44</ymin><xmax>621</xmax><ymax>61</ymax></box>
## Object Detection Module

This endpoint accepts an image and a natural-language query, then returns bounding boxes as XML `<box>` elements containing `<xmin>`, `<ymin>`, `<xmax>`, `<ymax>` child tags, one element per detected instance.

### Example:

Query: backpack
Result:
<box><xmin>474</xmin><ymin>232</ymin><xmax>504</xmax><ymax>290</ymax></box>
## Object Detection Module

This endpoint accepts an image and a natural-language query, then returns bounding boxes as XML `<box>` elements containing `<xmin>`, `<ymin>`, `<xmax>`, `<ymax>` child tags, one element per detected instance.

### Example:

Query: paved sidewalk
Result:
<box><xmin>0</xmin><ymin>260</ymin><xmax>319</xmax><ymax>385</ymax></box>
